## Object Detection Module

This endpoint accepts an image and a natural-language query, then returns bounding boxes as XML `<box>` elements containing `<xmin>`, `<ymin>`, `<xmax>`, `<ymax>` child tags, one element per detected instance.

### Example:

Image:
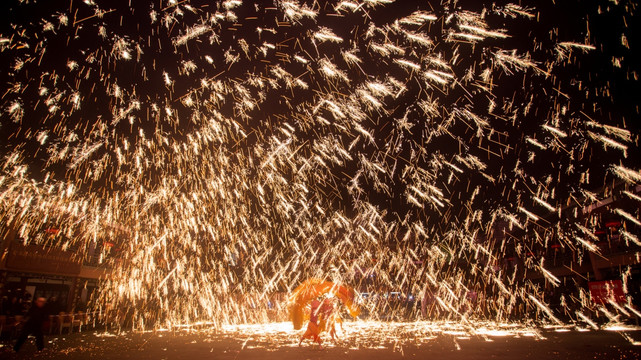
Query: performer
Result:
<box><xmin>298</xmin><ymin>299</ymin><xmax>323</xmax><ymax>347</ymax></box>
<box><xmin>318</xmin><ymin>297</ymin><xmax>342</xmax><ymax>342</ymax></box>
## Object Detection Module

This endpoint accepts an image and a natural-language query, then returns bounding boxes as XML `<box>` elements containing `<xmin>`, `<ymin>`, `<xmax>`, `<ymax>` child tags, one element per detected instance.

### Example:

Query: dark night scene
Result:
<box><xmin>0</xmin><ymin>0</ymin><xmax>640</xmax><ymax>359</ymax></box>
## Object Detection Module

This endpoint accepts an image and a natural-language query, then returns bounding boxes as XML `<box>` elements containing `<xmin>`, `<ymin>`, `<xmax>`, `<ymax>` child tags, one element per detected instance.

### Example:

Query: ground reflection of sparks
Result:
<box><xmin>193</xmin><ymin>320</ymin><xmax>546</xmax><ymax>348</ymax></box>
<box><xmin>159</xmin><ymin>320</ymin><xmax>641</xmax><ymax>349</ymax></box>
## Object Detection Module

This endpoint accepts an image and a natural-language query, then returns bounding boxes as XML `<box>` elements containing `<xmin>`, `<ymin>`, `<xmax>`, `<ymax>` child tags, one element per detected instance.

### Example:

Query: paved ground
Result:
<box><xmin>1</xmin><ymin>321</ymin><xmax>640</xmax><ymax>359</ymax></box>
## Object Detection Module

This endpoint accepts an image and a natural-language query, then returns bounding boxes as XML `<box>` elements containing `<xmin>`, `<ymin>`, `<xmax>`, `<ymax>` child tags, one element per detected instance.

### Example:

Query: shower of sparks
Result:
<box><xmin>0</xmin><ymin>0</ymin><xmax>640</xmax><ymax>336</ymax></box>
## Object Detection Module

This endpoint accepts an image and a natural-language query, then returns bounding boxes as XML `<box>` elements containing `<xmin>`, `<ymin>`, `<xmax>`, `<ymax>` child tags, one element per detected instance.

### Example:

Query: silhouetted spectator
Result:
<box><xmin>9</xmin><ymin>296</ymin><xmax>22</xmax><ymax>316</ymax></box>
<box><xmin>45</xmin><ymin>296</ymin><xmax>61</xmax><ymax>315</ymax></box>
<box><xmin>14</xmin><ymin>297</ymin><xmax>48</xmax><ymax>353</ymax></box>
<box><xmin>0</xmin><ymin>295</ymin><xmax>8</xmax><ymax>315</ymax></box>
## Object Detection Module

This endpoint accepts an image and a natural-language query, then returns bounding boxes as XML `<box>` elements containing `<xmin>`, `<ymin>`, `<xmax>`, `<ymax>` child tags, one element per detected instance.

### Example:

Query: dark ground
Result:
<box><xmin>0</xmin><ymin>323</ymin><xmax>640</xmax><ymax>360</ymax></box>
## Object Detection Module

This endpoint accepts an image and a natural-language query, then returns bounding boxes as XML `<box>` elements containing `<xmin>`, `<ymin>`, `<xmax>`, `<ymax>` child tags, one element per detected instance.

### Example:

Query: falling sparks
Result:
<box><xmin>0</xmin><ymin>0</ymin><xmax>639</xmax><ymax>336</ymax></box>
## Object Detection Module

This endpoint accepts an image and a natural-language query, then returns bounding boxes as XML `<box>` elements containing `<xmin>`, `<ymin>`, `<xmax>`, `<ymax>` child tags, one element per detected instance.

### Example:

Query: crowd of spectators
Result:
<box><xmin>1</xmin><ymin>291</ymin><xmax>65</xmax><ymax>318</ymax></box>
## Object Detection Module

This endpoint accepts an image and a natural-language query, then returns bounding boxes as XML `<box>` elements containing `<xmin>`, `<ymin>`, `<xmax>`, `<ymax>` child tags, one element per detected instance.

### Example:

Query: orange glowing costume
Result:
<box><xmin>289</xmin><ymin>278</ymin><xmax>360</xmax><ymax>346</ymax></box>
<box><xmin>299</xmin><ymin>299</ymin><xmax>322</xmax><ymax>346</ymax></box>
<box><xmin>318</xmin><ymin>297</ymin><xmax>341</xmax><ymax>341</ymax></box>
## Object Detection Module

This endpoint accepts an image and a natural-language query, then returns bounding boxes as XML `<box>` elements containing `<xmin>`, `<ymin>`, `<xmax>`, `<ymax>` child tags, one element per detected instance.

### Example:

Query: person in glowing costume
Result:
<box><xmin>290</xmin><ymin>278</ymin><xmax>360</xmax><ymax>346</ymax></box>
<box><xmin>298</xmin><ymin>298</ymin><xmax>323</xmax><ymax>347</ymax></box>
<box><xmin>318</xmin><ymin>297</ymin><xmax>342</xmax><ymax>342</ymax></box>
